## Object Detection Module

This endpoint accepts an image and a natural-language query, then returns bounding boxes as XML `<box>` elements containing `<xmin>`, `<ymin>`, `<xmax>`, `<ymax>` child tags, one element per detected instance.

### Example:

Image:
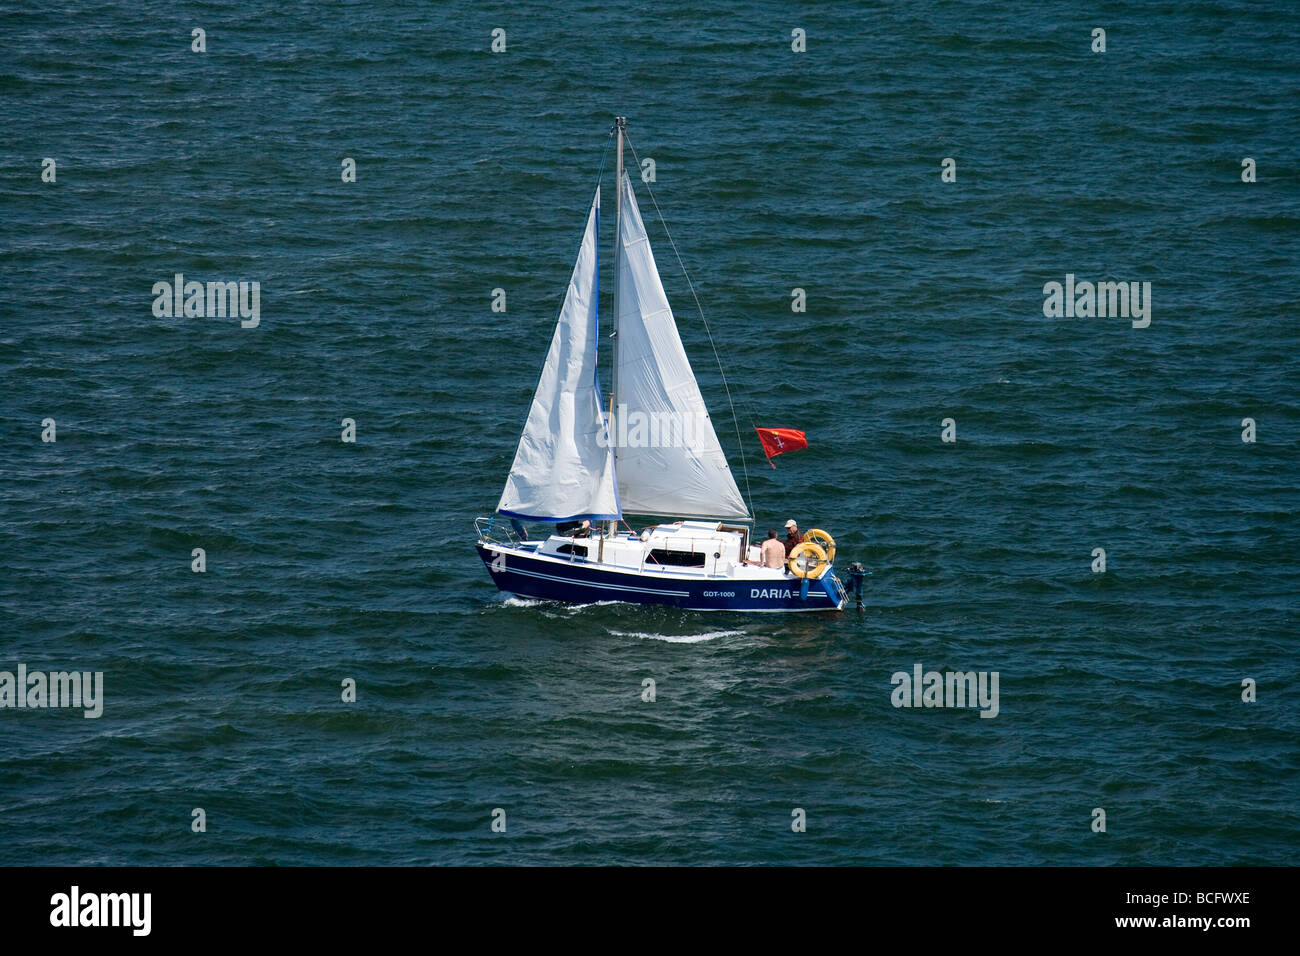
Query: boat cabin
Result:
<box><xmin>537</xmin><ymin>520</ymin><xmax>753</xmax><ymax>574</ymax></box>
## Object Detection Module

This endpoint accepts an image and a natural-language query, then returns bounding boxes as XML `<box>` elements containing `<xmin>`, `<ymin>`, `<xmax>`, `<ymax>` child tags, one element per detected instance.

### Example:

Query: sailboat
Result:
<box><xmin>475</xmin><ymin>118</ymin><xmax>846</xmax><ymax>611</ymax></box>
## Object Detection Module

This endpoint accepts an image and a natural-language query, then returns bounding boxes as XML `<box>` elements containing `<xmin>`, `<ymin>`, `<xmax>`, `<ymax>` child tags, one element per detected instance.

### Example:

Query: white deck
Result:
<box><xmin>528</xmin><ymin>520</ymin><xmax>795</xmax><ymax>582</ymax></box>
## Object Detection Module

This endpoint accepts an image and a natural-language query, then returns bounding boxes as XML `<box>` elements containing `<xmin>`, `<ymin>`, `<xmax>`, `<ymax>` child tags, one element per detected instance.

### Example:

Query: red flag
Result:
<box><xmin>755</xmin><ymin>427</ymin><xmax>807</xmax><ymax>467</ymax></box>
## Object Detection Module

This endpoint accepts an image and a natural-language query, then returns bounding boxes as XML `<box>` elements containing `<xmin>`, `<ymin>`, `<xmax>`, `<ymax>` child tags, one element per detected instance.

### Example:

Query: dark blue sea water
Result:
<box><xmin>1</xmin><ymin>1</ymin><xmax>1297</xmax><ymax>865</ymax></box>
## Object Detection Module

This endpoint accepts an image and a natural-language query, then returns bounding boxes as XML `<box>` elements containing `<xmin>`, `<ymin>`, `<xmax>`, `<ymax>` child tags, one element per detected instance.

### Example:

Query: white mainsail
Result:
<box><xmin>613</xmin><ymin>172</ymin><xmax>750</xmax><ymax>520</ymax></box>
<box><xmin>496</xmin><ymin>189</ymin><xmax>621</xmax><ymax>521</ymax></box>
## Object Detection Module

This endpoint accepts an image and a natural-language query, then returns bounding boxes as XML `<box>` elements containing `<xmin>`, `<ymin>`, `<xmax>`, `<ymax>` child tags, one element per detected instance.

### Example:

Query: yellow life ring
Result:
<box><xmin>788</xmin><ymin>542</ymin><xmax>829</xmax><ymax>579</ymax></box>
<box><xmin>803</xmin><ymin>529</ymin><xmax>836</xmax><ymax>563</ymax></box>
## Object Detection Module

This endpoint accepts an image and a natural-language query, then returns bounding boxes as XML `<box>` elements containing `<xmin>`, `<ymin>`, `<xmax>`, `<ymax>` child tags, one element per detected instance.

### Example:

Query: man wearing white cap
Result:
<box><xmin>783</xmin><ymin>519</ymin><xmax>804</xmax><ymax>557</ymax></box>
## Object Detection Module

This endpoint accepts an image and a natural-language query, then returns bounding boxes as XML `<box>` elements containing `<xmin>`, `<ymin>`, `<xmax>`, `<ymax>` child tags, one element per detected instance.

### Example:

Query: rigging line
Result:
<box><xmin>593</xmin><ymin>128</ymin><xmax>613</xmax><ymax>191</ymax></box>
<box><xmin>623</xmin><ymin>133</ymin><xmax>755</xmax><ymax>517</ymax></box>
<box><xmin>622</xmin><ymin>135</ymin><xmax>763</xmax><ymax>446</ymax></box>
<box><xmin>735</xmin><ymin>394</ymin><xmax>762</xmax><ymax>431</ymax></box>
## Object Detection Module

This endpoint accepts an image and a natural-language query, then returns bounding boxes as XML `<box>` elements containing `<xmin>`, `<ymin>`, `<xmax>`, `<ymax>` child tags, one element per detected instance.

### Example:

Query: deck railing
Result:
<box><xmin>474</xmin><ymin>515</ymin><xmax>522</xmax><ymax>546</ymax></box>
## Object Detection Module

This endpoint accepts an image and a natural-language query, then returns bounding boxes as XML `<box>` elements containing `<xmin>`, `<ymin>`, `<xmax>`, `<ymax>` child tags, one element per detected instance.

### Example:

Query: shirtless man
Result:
<box><xmin>760</xmin><ymin>529</ymin><xmax>786</xmax><ymax>569</ymax></box>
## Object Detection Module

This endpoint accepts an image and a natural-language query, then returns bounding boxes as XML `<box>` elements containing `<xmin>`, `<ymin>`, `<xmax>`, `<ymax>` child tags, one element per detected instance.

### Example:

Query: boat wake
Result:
<box><xmin>499</xmin><ymin>595</ymin><xmax>623</xmax><ymax>613</ymax></box>
<box><xmin>609</xmin><ymin>628</ymin><xmax>746</xmax><ymax>644</ymax></box>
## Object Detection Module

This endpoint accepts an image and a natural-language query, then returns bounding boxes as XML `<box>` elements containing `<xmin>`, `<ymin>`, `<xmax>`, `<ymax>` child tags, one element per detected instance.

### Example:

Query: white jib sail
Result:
<box><xmin>496</xmin><ymin>188</ymin><xmax>620</xmax><ymax>521</ymax></box>
<box><xmin>613</xmin><ymin>172</ymin><xmax>750</xmax><ymax>520</ymax></box>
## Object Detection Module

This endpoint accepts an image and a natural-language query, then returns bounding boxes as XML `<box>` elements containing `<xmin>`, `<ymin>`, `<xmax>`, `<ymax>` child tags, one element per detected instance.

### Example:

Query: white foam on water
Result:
<box><xmin>502</xmin><ymin>595</ymin><xmax>622</xmax><ymax>615</ymax></box>
<box><xmin>609</xmin><ymin>628</ymin><xmax>747</xmax><ymax>644</ymax></box>
<box><xmin>545</xmin><ymin>600</ymin><xmax>622</xmax><ymax>616</ymax></box>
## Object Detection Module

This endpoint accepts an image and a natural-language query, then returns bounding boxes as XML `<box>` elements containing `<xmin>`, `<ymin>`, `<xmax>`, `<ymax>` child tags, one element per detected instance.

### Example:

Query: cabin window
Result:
<box><xmin>556</xmin><ymin>543</ymin><xmax>588</xmax><ymax>557</ymax></box>
<box><xmin>648</xmin><ymin>548</ymin><xmax>706</xmax><ymax>568</ymax></box>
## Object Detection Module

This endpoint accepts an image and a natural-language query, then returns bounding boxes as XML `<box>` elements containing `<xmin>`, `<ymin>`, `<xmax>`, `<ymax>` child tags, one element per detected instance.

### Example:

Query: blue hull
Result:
<box><xmin>477</xmin><ymin>543</ymin><xmax>845</xmax><ymax>612</ymax></box>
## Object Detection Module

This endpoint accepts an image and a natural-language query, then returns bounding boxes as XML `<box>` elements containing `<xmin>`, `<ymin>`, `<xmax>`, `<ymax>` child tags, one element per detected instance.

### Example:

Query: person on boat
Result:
<box><xmin>761</xmin><ymin>529</ymin><xmax>786</xmax><ymax>569</ymax></box>
<box><xmin>783</xmin><ymin>519</ymin><xmax>805</xmax><ymax>557</ymax></box>
<box><xmin>556</xmin><ymin>519</ymin><xmax>591</xmax><ymax>538</ymax></box>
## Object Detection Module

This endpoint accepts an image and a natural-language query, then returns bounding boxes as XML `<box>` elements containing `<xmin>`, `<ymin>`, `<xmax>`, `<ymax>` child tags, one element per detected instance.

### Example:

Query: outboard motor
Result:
<box><xmin>846</xmin><ymin>562</ymin><xmax>869</xmax><ymax>609</ymax></box>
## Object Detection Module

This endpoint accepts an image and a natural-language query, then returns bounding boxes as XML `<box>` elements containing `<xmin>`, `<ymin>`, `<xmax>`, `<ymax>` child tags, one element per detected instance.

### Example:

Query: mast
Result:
<box><xmin>605</xmin><ymin>116</ymin><xmax>626</xmax><ymax>552</ymax></box>
<box><xmin>612</xmin><ymin>116</ymin><xmax>625</xmax><ymax>423</ymax></box>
